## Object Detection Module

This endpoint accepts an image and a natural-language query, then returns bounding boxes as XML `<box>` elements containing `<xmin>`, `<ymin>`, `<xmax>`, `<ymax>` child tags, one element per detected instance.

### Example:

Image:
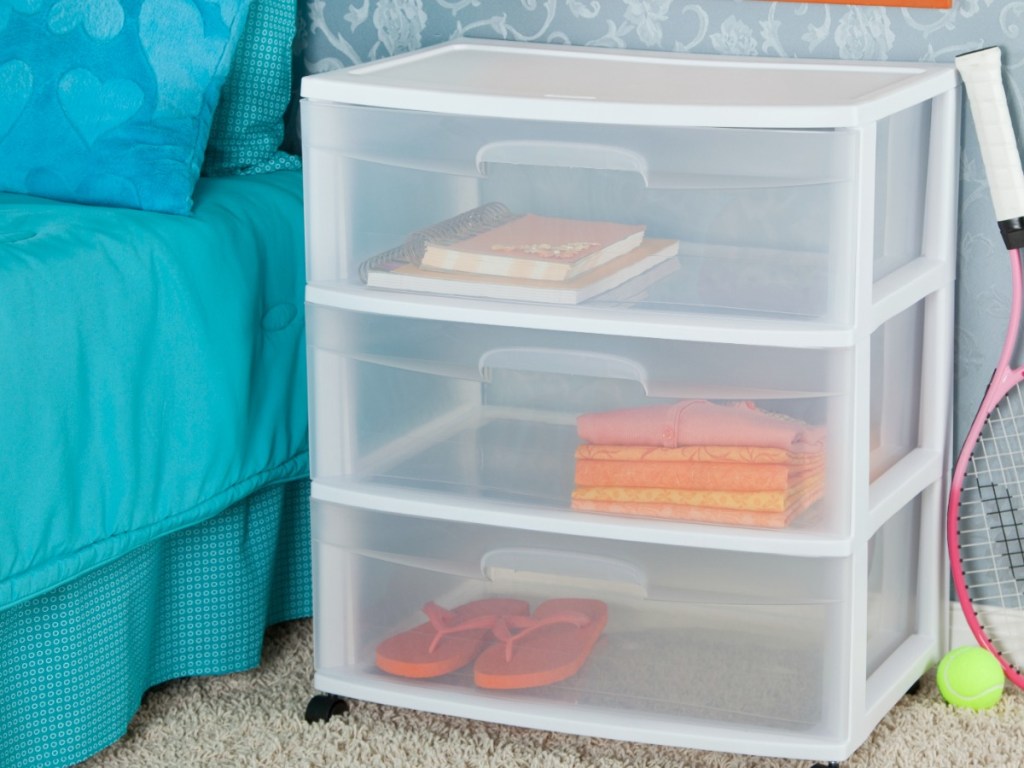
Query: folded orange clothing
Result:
<box><xmin>571</xmin><ymin>498</ymin><xmax>805</xmax><ymax>528</ymax></box>
<box><xmin>575</xmin><ymin>443</ymin><xmax>824</xmax><ymax>466</ymax></box>
<box><xmin>574</xmin><ymin>457</ymin><xmax>821</xmax><ymax>492</ymax></box>
<box><xmin>577</xmin><ymin>399</ymin><xmax>825</xmax><ymax>452</ymax></box>
<box><xmin>572</xmin><ymin>473</ymin><xmax>824</xmax><ymax>513</ymax></box>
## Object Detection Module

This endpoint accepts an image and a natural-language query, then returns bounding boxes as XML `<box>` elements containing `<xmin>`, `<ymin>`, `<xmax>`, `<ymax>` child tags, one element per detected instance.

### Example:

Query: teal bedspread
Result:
<box><xmin>0</xmin><ymin>170</ymin><xmax>310</xmax><ymax>613</ymax></box>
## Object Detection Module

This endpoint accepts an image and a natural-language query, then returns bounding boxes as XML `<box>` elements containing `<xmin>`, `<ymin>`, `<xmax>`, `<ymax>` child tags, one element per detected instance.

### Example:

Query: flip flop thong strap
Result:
<box><xmin>422</xmin><ymin>602</ymin><xmax>501</xmax><ymax>654</ymax></box>
<box><xmin>492</xmin><ymin>611</ymin><xmax>591</xmax><ymax>662</ymax></box>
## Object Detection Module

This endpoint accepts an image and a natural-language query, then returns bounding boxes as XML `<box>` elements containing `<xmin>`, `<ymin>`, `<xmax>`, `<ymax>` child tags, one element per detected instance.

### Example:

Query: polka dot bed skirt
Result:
<box><xmin>0</xmin><ymin>480</ymin><xmax>311</xmax><ymax>768</ymax></box>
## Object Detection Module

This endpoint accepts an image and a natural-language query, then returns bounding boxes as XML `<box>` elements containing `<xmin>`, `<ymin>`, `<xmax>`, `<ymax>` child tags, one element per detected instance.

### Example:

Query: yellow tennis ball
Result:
<box><xmin>936</xmin><ymin>646</ymin><xmax>1005</xmax><ymax>711</ymax></box>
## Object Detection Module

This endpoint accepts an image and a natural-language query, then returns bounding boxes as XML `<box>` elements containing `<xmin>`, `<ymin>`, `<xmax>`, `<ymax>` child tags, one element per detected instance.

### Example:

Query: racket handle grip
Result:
<box><xmin>955</xmin><ymin>46</ymin><xmax>1024</xmax><ymax>250</ymax></box>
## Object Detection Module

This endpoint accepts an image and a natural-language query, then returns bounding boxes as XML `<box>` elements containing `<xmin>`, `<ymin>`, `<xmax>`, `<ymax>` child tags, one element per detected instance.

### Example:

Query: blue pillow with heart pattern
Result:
<box><xmin>0</xmin><ymin>0</ymin><xmax>252</xmax><ymax>214</ymax></box>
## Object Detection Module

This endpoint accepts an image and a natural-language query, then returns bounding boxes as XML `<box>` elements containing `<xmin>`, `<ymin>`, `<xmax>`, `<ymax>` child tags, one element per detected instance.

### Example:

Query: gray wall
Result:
<box><xmin>296</xmin><ymin>0</ymin><xmax>1024</xmax><ymax>445</ymax></box>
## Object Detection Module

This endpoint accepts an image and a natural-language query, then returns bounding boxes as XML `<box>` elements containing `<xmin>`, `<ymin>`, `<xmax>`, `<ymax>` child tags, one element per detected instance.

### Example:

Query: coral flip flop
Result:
<box><xmin>375</xmin><ymin>598</ymin><xmax>530</xmax><ymax>679</ymax></box>
<box><xmin>473</xmin><ymin>598</ymin><xmax>608</xmax><ymax>690</ymax></box>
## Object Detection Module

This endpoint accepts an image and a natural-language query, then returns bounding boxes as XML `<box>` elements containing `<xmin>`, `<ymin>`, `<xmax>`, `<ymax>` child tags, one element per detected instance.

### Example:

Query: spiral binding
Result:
<box><xmin>358</xmin><ymin>202</ymin><xmax>519</xmax><ymax>283</ymax></box>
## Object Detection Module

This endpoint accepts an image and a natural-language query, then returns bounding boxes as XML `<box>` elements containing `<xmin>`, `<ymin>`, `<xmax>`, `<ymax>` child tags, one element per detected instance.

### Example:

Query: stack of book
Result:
<box><xmin>571</xmin><ymin>399</ymin><xmax>827</xmax><ymax>528</ymax></box>
<box><xmin>362</xmin><ymin>203</ymin><xmax>679</xmax><ymax>304</ymax></box>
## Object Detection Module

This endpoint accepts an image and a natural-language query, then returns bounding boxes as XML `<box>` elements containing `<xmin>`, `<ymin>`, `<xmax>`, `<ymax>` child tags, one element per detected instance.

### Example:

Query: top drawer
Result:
<box><xmin>301</xmin><ymin>41</ymin><xmax>957</xmax><ymax>328</ymax></box>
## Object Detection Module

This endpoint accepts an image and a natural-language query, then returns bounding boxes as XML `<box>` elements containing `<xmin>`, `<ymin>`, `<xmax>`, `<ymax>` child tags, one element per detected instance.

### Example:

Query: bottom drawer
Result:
<box><xmin>311</xmin><ymin>501</ymin><xmax>852</xmax><ymax>747</ymax></box>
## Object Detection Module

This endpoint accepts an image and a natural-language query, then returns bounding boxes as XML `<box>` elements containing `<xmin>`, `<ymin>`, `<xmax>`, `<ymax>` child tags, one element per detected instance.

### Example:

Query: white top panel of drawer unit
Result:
<box><xmin>300</xmin><ymin>38</ymin><xmax>956</xmax><ymax>129</ymax></box>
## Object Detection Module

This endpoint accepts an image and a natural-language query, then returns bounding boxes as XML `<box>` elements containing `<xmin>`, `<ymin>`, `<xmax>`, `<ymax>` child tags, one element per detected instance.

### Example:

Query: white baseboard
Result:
<box><xmin>946</xmin><ymin>600</ymin><xmax>1024</xmax><ymax>651</ymax></box>
<box><xmin>948</xmin><ymin>600</ymin><xmax>975</xmax><ymax>649</ymax></box>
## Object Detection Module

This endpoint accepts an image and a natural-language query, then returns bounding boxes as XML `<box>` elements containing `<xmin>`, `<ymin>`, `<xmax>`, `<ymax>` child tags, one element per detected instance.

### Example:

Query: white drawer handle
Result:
<box><xmin>481</xmin><ymin>547</ymin><xmax>647</xmax><ymax>595</ymax></box>
<box><xmin>479</xmin><ymin>347</ymin><xmax>648</xmax><ymax>386</ymax></box>
<box><xmin>476</xmin><ymin>140</ymin><xmax>649</xmax><ymax>183</ymax></box>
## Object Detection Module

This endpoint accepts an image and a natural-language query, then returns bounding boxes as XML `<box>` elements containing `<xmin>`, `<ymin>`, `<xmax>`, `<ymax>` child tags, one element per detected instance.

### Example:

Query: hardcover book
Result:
<box><xmin>419</xmin><ymin>211</ymin><xmax>646</xmax><ymax>281</ymax></box>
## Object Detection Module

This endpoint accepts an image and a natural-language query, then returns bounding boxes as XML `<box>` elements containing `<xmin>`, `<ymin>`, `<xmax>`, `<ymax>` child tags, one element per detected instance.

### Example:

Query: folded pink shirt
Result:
<box><xmin>576</xmin><ymin>400</ymin><xmax>824</xmax><ymax>452</ymax></box>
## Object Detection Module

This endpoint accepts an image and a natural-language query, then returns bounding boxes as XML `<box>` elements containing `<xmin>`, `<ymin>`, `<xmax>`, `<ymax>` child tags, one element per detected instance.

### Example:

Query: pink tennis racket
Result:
<box><xmin>949</xmin><ymin>46</ymin><xmax>1024</xmax><ymax>689</ymax></box>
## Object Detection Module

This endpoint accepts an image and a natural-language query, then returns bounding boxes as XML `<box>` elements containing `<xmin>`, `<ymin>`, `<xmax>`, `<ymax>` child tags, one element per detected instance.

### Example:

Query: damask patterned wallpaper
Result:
<box><xmin>296</xmin><ymin>0</ymin><xmax>1024</xmax><ymax>441</ymax></box>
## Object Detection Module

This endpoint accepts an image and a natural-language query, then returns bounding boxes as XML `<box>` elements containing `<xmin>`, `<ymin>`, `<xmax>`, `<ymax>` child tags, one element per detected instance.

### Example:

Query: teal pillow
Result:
<box><xmin>203</xmin><ymin>0</ymin><xmax>301</xmax><ymax>176</ymax></box>
<box><xmin>0</xmin><ymin>0</ymin><xmax>253</xmax><ymax>215</ymax></box>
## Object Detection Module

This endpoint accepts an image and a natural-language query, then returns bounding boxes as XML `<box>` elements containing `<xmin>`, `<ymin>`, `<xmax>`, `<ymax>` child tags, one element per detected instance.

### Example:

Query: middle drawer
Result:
<box><xmin>308</xmin><ymin>303</ymin><xmax>918</xmax><ymax>543</ymax></box>
<box><xmin>301</xmin><ymin>303</ymin><xmax>929</xmax><ymax>544</ymax></box>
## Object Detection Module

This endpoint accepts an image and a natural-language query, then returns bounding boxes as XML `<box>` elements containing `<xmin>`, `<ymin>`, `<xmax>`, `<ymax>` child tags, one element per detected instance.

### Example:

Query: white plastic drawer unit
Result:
<box><xmin>310</xmin><ymin>497</ymin><xmax>930</xmax><ymax>757</ymax></box>
<box><xmin>306</xmin><ymin>298</ymin><xmax>939</xmax><ymax>554</ymax></box>
<box><xmin>301</xmin><ymin>39</ymin><xmax>958</xmax><ymax>325</ymax></box>
<box><xmin>301</xmin><ymin>40</ymin><xmax>958</xmax><ymax>764</ymax></box>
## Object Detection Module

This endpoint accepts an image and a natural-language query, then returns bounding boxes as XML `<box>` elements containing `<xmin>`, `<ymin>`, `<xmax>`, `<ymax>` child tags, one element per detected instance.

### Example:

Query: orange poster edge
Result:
<box><xmin>760</xmin><ymin>0</ymin><xmax>950</xmax><ymax>7</ymax></box>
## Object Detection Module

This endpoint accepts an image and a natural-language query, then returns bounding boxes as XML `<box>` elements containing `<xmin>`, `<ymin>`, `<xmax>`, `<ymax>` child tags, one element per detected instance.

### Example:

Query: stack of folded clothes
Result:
<box><xmin>572</xmin><ymin>399</ymin><xmax>826</xmax><ymax>528</ymax></box>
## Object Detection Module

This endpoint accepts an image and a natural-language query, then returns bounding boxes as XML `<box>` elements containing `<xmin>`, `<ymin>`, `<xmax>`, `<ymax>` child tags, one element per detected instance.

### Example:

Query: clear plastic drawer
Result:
<box><xmin>311</xmin><ymin>502</ymin><xmax>851</xmax><ymax>743</ymax></box>
<box><xmin>309</xmin><ymin>305</ymin><xmax>860</xmax><ymax>540</ymax></box>
<box><xmin>302</xmin><ymin>99</ymin><xmax>933</xmax><ymax>323</ymax></box>
<box><xmin>307</xmin><ymin>300</ymin><xmax>937</xmax><ymax>546</ymax></box>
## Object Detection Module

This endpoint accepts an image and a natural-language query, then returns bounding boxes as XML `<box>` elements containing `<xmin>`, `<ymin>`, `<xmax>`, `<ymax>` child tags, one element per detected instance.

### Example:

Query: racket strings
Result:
<box><xmin>958</xmin><ymin>383</ymin><xmax>1024</xmax><ymax>670</ymax></box>
<box><xmin>979</xmin><ymin>483</ymin><xmax>1024</xmax><ymax>582</ymax></box>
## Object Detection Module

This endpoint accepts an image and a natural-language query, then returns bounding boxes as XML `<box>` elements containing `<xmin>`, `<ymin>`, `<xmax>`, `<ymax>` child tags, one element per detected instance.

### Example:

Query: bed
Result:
<box><xmin>0</xmin><ymin>1</ymin><xmax>312</xmax><ymax>765</ymax></box>
<box><xmin>0</xmin><ymin>170</ymin><xmax>311</xmax><ymax>767</ymax></box>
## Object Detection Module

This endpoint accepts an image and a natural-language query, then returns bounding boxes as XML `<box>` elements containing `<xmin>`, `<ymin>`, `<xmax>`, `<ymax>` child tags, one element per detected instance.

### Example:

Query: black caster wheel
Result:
<box><xmin>305</xmin><ymin>693</ymin><xmax>349</xmax><ymax>723</ymax></box>
<box><xmin>810</xmin><ymin>763</ymin><xmax>840</xmax><ymax>767</ymax></box>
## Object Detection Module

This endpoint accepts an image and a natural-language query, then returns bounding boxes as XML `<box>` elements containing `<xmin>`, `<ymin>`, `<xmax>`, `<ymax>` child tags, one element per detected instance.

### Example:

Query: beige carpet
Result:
<box><xmin>82</xmin><ymin>619</ymin><xmax>1023</xmax><ymax>767</ymax></box>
